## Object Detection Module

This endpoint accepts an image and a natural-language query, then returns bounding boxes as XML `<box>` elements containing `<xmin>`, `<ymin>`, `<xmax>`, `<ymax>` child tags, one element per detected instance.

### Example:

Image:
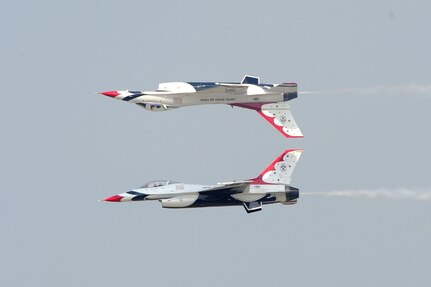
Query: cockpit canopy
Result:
<box><xmin>140</xmin><ymin>180</ymin><xmax>178</xmax><ymax>188</ymax></box>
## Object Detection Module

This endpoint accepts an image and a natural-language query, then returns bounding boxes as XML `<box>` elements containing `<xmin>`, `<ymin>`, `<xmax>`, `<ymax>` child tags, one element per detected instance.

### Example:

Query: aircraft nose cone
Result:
<box><xmin>104</xmin><ymin>195</ymin><xmax>123</xmax><ymax>202</ymax></box>
<box><xmin>99</xmin><ymin>90</ymin><xmax>120</xmax><ymax>97</ymax></box>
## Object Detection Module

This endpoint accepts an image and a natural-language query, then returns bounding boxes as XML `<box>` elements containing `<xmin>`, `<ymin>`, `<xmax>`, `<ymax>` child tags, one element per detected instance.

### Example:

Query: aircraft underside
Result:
<box><xmin>177</xmin><ymin>190</ymin><xmax>299</xmax><ymax>213</ymax></box>
<box><xmin>190</xmin><ymin>195</ymin><xmax>289</xmax><ymax>213</ymax></box>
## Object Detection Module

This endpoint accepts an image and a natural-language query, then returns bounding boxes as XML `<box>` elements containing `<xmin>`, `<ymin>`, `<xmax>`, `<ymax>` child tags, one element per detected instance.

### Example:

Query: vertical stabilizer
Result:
<box><xmin>251</xmin><ymin>149</ymin><xmax>303</xmax><ymax>185</ymax></box>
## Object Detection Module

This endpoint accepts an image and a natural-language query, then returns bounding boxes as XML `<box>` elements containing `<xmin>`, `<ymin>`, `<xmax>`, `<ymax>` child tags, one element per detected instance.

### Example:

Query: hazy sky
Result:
<box><xmin>1</xmin><ymin>1</ymin><xmax>430</xmax><ymax>286</ymax></box>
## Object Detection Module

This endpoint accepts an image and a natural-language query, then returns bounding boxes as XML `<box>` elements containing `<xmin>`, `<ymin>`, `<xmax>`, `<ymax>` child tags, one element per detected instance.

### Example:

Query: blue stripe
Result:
<box><xmin>187</xmin><ymin>81</ymin><xmax>275</xmax><ymax>90</ymax></box>
<box><xmin>122</xmin><ymin>93</ymin><xmax>145</xmax><ymax>101</ymax></box>
<box><xmin>127</xmin><ymin>191</ymin><xmax>148</xmax><ymax>201</ymax></box>
<box><xmin>187</xmin><ymin>82</ymin><xmax>219</xmax><ymax>91</ymax></box>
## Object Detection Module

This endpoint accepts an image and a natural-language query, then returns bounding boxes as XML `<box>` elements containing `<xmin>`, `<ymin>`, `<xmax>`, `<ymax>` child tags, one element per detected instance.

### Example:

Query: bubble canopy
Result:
<box><xmin>140</xmin><ymin>180</ymin><xmax>179</xmax><ymax>188</ymax></box>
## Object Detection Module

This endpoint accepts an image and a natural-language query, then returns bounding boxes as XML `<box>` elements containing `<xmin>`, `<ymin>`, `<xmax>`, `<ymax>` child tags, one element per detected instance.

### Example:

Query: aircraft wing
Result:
<box><xmin>216</xmin><ymin>83</ymin><xmax>249</xmax><ymax>88</ymax></box>
<box><xmin>198</xmin><ymin>181</ymin><xmax>264</xmax><ymax>213</ymax></box>
<box><xmin>199</xmin><ymin>84</ymin><xmax>248</xmax><ymax>95</ymax></box>
<box><xmin>186</xmin><ymin>82</ymin><xmax>248</xmax><ymax>95</ymax></box>
<box><xmin>202</xmin><ymin>181</ymin><xmax>251</xmax><ymax>193</ymax></box>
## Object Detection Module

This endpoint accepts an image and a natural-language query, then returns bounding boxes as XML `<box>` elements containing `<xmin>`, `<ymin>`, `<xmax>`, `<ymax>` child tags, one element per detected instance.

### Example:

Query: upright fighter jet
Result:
<box><xmin>100</xmin><ymin>75</ymin><xmax>302</xmax><ymax>138</ymax></box>
<box><xmin>103</xmin><ymin>149</ymin><xmax>302</xmax><ymax>213</ymax></box>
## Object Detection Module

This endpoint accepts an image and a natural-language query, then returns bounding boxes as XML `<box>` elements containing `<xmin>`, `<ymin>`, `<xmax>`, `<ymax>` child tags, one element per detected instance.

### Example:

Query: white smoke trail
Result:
<box><xmin>299</xmin><ymin>83</ymin><xmax>431</xmax><ymax>98</ymax></box>
<box><xmin>303</xmin><ymin>188</ymin><xmax>431</xmax><ymax>201</ymax></box>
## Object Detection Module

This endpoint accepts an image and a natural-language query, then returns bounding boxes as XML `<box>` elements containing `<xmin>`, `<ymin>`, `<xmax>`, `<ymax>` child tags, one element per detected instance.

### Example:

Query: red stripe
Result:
<box><xmin>104</xmin><ymin>195</ymin><xmax>123</xmax><ymax>202</ymax></box>
<box><xmin>100</xmin><ymin>90</ymin><xmax>120</xmax><ymax>97</ymax></box>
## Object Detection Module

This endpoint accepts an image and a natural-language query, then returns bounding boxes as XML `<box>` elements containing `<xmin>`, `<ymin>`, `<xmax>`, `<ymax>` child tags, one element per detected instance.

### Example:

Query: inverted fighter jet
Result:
<box><xmin>103</xmin><ymin>149</ymin><xmax>302</xmax><ymax>213</ymax></box>
<box><xmin>100</xmin><ymin>75</ymin><xmax>302</xmax><ymax>138</ymax></box>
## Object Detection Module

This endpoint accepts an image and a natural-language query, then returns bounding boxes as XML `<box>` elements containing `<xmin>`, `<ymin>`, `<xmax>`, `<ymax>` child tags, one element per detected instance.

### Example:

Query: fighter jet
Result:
<box><xmin>100</xmin><ymin>75</ymin><xmax>302</xmax><ymax>138</ymax></box>
<box><xmin>103</xmin><ymin>149</ymin><xmax>302</xmax><ymax>213</ymax></box>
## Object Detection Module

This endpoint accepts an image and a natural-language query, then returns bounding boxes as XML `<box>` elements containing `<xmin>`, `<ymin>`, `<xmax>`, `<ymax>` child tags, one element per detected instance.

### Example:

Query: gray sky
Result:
<box><xmin>1</xmin><ymin>0</ymin><xmax>430</xmax><ymax>286</ymax></box>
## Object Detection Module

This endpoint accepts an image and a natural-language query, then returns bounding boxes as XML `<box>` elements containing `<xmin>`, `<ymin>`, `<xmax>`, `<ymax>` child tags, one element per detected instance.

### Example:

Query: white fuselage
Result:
<box><xmin>100</xmin><ymin>77</ymin><xmax>301</xmax><ymax>138</ymax></box>
<box><xmin>133</xmin><ymin>90</ymin><xmax>284</xmax><ymax>108</ymax></box>
<box><xmin>143</xmin><ymin>82</ymin><xmax>284</xmax><ymax>107</ymax></box>
<box><xmin>103</xmin><ymin>148</ymin><xmax>302</xmax><ymax>213</ymax></box>
<box><xmin>112</xmin><ymin>81</ymin><xmax>291</xmax><ymax>109</ymax></box>
<box><xmin>117</xmin><ymin>182</ymin><xmax>291</xmax><ymax>204</ymax></box>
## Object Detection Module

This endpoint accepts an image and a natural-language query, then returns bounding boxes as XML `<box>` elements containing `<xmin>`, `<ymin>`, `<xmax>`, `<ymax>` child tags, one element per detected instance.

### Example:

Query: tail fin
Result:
<box><xmin>231</xmin><ymin>80</ymin><xmax>302</xmax><ymax>138</ymax></box>
<box><xmin>251</xmin><ymin>149</ymin><xmax>303</xmax><ymax>185</ymax></box>
<box><xmin>259</xmin><ymin>102</ymin><xmax>303</xmax><ymax>137</ymax></box>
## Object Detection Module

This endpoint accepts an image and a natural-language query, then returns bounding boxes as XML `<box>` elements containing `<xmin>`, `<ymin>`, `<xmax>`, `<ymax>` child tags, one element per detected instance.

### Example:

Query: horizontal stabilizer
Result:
<box><xmin>267</xmin><ymin>83</ymin><xmax>298</xmax><ymax>101</ymax></box>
